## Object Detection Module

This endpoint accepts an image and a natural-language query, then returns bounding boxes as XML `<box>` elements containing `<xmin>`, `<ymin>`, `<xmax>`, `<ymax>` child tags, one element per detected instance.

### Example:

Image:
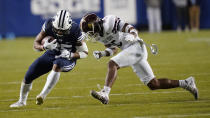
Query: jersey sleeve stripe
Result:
<box><xmin>112</xmin><ymin>20</ymin><xmax>117</xmax><ymax>33</ymax></box>
<box><xmin>128</xmin><ymin>27</ymin><xmax>135</xmax><ymax>33</ymax></box>
<box><xmin>112</xmin><ymin>18</ymin><xmax>120</xmax><ymax>33</ymax></box>
<box><xmin>42</xmin><ymin>23</ymin><xmax>46</xmax><ymax>32</ymax></box>
<box><xmin>78</xmin><ymin>32</ymin><xmax>86</xmax><ymax>41</ymax></box>
<box><xmin>122</xmin><ymin>23</ymin><xmax>129</xmax><ymax>32</ymax></box>
<box><xmin>117</xmin><ymin>19</ymin><xmax>121</xmax><ymax>31</ymax></box>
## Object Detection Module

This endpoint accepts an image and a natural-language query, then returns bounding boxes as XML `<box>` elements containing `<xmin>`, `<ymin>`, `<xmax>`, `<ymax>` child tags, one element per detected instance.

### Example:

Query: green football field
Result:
<box><xmin>0</xmin><ymin>30</ymin><xmax>210</xmax><ymax>118</ymax></box>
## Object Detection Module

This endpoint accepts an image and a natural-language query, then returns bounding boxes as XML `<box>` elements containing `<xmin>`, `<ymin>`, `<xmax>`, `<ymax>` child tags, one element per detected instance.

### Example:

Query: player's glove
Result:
<box><xmin>43</xmin><ymin>39</ymin><xmax>58</xmax><ymax>50</ymax></box>
<box><xmin>93</xmin><ymin>51</ymin><xmax>106</xmax><ymax>59</ymax></box>
<box><xmin>55</xmin><ymin>50</ymin><xmax>74</xmax><ymax>60</ymax></box>
<box><xmin>125</xmin><ymin>34</ymin><xmax>137</xmax><ymax>42</ymax></box>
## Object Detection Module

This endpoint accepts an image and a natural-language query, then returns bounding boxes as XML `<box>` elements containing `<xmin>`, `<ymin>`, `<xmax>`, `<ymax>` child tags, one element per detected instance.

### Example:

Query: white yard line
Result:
<box><xmin>188</xmin><ymin>38</ymin><xmax>210</xmax><ymax>42</ymax></box>
<box><xmin>1</xmin><ymin>99</ymin><xmax>210</xmax><ymax>113</ymax></box>
<box><xmin>1</xmin><ymin>90</ymin><xmax>207</xmax><ymax>102</ymax></box>
<box><xmin>0</xmin><ymin>83</ymin><xmax>143</xmax><ymax>93</ymax></box>
<box><xmin>111</xmin><ymin>89</ymin><xmax>208</xmax><ymax>96</ymax></box>
<box><xmin>113</xmin><ymin>99</ymin><xmax>210</xmax><ymax>106</ymax></box>
<box><xmin>134</xmin><ymin>113</ymin><xmax>210</xmax><ymax>118</ymax></box>
<box><xmin>179</xmin><ymin>73</ymin><xmax>210</xmax><ymax>76</ymax></box>
<box><xmin>0</xmin><ymin>81</ymin><xmax>21</xmax><ymax>85</ymax></box>
<box><xmin>1</xmin><ymin>75</ymin><xmax>210</xmax><ymax>86</ymax></box>
<box><xmin>0</xmin><ymin>109</ymin><xmax>38</xmax><ymax>112</ymax></box>
<box><xmin>1</xmin><ymin>72</ymin><xmax>210</xmax><ymax>86</ymax></box>
<box><xmin>0</xmin><ymin>96</ymin><xmax>70</xmax><ymax>102</ymax></box>
<box><xmin>168</xmin><ymin>113</ymin><xmax>210</xmax><ymax>118</ymax></box>
<box><xmin>111</xmin><ymin>91</ymin><xmax>187</xmax><ymax>96</ymax></box>
<box><xmin>72</xmin><ymin>96</ymin><xmax>85</xmax><ymax>98</ymax></box>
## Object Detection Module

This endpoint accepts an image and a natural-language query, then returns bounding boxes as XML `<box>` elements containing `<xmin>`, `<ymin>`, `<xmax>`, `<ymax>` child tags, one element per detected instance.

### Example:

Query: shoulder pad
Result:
<box><xmin>42</xmin><ymin>18</ymin><xmax>53</xmax><ymax>32</ymax></box>
<box><xmin>70</xmin><ymin>22</ymin><xmax>84</xmax><ymax>41</ymax></box>
<box><xmin>102</xmin><ymin>15</ymin><xmax>119</xmax><ymax>33</ymax></box>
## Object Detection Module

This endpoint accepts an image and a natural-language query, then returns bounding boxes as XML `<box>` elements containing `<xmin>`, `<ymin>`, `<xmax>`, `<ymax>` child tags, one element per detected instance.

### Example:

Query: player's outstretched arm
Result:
<box><xmin>104</xmin><ymin>46</ymin><xmax>118</xmax><ymax>56</ymax></box>
<box><xmin>93</xmin><ymin>46</ymin><xmax>118</xmax><ymax>59</ymax></box>
<box><xmin>33</xmin><ymin>30</ymin><xmax>46</xmax><ymax>51</ymax></box>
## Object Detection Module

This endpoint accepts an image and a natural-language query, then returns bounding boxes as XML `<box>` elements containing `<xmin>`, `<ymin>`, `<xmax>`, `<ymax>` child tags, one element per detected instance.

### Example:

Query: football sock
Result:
<box><xmin>19</xmin><ymin>82</ymin><xmax>32</xmax><ymax>104</ymax></box>
<box><xmin>103</xmin><ymin>86</ymin><xmax>111</xmax><ymax>95</ymax></box>
<box><xmin>179</xmin><ymin>80</ymin><xmax>187</xmax><ymax>88</ymax></box>
<box><xmin>39</xmin><ymin>70</ymin><xmax>60</xmax><ymax>99</ymax></box>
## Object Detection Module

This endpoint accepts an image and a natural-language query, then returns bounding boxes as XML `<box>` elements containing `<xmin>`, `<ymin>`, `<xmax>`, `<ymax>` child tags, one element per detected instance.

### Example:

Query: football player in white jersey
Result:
<box><xmin>80</xmin><ymin>13</ymin><xmax>198</xmax><ymax>104</ymax></box>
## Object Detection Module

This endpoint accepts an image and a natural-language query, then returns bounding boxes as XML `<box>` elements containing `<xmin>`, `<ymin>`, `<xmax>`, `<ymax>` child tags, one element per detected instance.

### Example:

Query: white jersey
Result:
<box><xmin>95</xmin><ymin>15</ymin><xmax>139</xmax><ymax>50</ymax></box>
<box><xmin>94</xmin><ymin>15</ymin><xmax>155</xmax><ymax>85</ymax></box>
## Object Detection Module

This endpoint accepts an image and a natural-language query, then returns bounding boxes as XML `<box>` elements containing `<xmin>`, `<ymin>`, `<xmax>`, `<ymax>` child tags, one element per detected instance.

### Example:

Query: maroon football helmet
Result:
<box><xmin>80</xmin><ymin>13</ymin><xmax>103</xmax><ymax>37</ymax></box>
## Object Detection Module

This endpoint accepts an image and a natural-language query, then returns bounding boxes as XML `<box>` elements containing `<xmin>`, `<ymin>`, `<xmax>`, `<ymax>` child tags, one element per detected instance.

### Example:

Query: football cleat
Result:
<box><xmin>184</xmin><ymin>76</ymin><xmax>199</xmax><ymax>100</ymax></box>
<box><xmin>10</xmin><ymin>101</ymin><xmax>26</xmax><ymax>108</ymax></box>
<box><xmin>36</xmin><ymin>95</ymin><xmax>44</xmax><ymax>105</ymax></box>
<box><xmin>90</xmin><ymin>90</ymin><xmax>109</xmax><ymax>104</ymax></box>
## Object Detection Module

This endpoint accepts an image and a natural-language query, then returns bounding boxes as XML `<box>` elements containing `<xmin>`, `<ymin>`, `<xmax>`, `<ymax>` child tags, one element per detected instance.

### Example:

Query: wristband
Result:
<box><xmin>105</xmin><ymin>48</ymin><xmax>114</xmax><ymax>56</ymax></box>
<box><xmin>100</xmin><ymin>51</ymin><xmax>106</xmax><ymax>57</ymax></box>
<box><xmin>78</xmin><ymin>52</ymin><xmax>88</xmax><ymax>58</ymax></box>
<box><xmin>70</xmin><ymin>52</ymin><xmax>74</xmax><ymax>59</ymax></box>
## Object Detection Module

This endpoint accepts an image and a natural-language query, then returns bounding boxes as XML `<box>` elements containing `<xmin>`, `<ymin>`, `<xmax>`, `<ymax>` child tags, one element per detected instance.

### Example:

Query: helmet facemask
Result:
<box><xmin>80</xmin><ymin>13</ymin><xmax>102</xmax><ymax>40</ymax></box>
<box><xmin>52</xmin><ymin>26</ymin><xmax>70</xmax><ymax>37</ymax></box>
<box><xmin>86</xmin><ymin>22</ymin><xmax>101</xmax><ymax>38</ymax></box>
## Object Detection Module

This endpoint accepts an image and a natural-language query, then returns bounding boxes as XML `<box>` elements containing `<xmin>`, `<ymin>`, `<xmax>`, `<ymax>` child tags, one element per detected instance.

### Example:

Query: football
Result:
<box><xmin>41</xmin><ymin>36</ymin><xmax>55</xmax><ymax>45</ymax></box>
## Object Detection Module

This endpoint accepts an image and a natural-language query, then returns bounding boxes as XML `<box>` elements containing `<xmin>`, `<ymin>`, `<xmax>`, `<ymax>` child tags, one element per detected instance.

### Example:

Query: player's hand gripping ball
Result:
<box><xmin>42</xmin><ymin>36</ymin><xmax>57</xmax><ymax>50</ymax></box>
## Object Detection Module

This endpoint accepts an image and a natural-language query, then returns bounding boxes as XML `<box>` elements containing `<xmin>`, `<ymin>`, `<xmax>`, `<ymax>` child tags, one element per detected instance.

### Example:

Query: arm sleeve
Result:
<box><xmin>73</xmin><ymin>23</ymin><xmax>86</xmax><ymax>41</ymax></box>
<box><xmin>77</xmin><ymin>32</ymin><xmax>86</xmax><ymax>41</ymax></box>
<box><xmin>42</xmin><ymin>22</ymin><xmax>47</xmax><ymax>32</ymax></box>
<box><xmin>76</xmin><ymin>41</ymin><xmax>88</xmax><ymax>58</ymax></box>
<box><xmin>103</xmin><ymin>15</ymin><xmax>123</xmax><ymax>33</ymax></box>
<box><xmin>76</xmin><ymin>41</ymin><xmax>88</xmax><ymax>52</ymax></box>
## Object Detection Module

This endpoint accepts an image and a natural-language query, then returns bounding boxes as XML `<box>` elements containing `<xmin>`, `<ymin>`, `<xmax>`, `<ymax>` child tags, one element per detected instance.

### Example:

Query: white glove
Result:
<box><xmin>125</xmin><ymin>34</ymin><xmax>136</xmax><ymax>42</ymax></box>
<box><xmin>55</xmin><ymin>50</ymin><xmax>73</xmax><ymax>60</ymax></box>
<box><xmin>93</xmin><ymin>51</ymin><xmax>105</xmax><ymax>59</ymax></box>
<box><xmin>43</xmin><ymin>39</ymin><xmax>57</xmax><ymax>50</ymax></box>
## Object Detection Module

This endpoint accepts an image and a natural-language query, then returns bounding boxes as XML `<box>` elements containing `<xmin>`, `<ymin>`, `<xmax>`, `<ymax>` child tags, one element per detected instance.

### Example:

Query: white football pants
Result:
<box><xmin>111</xmin><ymin>42</ymin><xmax>155</xmax><ymax>85</ymax></box>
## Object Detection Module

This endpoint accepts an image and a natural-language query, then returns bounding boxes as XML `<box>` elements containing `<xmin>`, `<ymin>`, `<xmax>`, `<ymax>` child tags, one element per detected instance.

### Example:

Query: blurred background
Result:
<box><xmin>0</xmin><ymin>0</ymin><xmax>209</xmax><ymax>39</ymax></box>
<box><xmin>1</xmin><ymin>1</ymin><xmax>210</xmax><ymax>117</ymax></box>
